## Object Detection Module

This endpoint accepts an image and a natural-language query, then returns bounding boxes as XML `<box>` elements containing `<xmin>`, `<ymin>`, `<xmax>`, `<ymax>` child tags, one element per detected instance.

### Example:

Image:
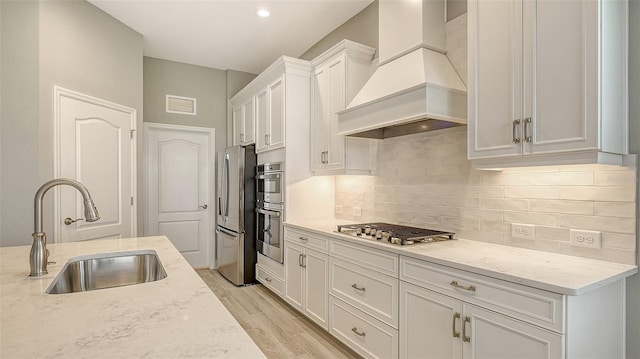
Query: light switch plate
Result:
<box><xmin>352</xmin><ymin>207</ymin><xmax>362</xmax><ymax>217</ymax></box>
<box><xmin>335</xmin><ymin>205</ymin><xmax>343</xmax><ymax>214</ymax></box>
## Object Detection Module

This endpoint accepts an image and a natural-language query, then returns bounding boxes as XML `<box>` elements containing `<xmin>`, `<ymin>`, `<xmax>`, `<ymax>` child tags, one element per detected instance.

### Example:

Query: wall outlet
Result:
<box><xmin>570</xmin><ymin>229</ymin><xmax>602</xmax><ymax>249</ymax></box>
<box><xmin>511</xmin><ymin>223</ymin><xmax>535</xmax><ymax>240</ymax></box>
<box><xmin>352</xmin><ymin>207</ymin><xmax>362</xmax><ymax>217</ymax></box>
<box><xmin>335</xmin><ymin>205</ymin><xmax>343</xmax><ymax>214</ymax></box>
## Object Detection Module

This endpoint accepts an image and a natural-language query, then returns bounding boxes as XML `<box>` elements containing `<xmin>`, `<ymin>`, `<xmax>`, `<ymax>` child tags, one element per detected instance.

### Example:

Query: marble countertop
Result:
<box><xmin>0</xmin><ymin>236</ymin><xmax>265</xmax><ymax>358</ymax></box>
<box><xmin>285</xmin><ymin>220</ymin><xmax>638</xmax><ymax>295</ymax></box>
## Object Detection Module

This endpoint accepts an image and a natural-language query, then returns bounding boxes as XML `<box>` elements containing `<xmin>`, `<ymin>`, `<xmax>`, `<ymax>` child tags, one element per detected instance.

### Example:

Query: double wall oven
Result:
<box><xmin>256</xmin><ymin>162</ymin><xmax>284</xmax><ymax>263</ymax></box>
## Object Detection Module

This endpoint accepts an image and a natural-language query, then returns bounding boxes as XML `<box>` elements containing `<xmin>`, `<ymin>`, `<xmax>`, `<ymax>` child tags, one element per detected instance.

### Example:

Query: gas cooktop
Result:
<box><xmin>336</xmin><ymin>222</ymin><xmax>455</xmax><ymax>245</ymax></box>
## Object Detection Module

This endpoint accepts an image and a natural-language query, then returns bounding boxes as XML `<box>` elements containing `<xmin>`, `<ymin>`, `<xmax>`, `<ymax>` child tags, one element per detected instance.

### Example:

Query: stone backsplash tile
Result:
<box><xmin>334</xmin><ymin>127</ymin><xmax>637</xmax><ymax>265</ymax></box>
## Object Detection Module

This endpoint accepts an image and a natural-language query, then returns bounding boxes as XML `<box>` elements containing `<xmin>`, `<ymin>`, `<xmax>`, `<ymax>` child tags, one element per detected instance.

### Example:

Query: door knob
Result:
<box><xmin>199</xmin><ymin>204</ymin><xmax>208</xmax><ymax>209</ymax></box>
<box><xmin>64</xmin><ymin>217</ymin><xmax>84</xmax><ymax>225</ymax></box>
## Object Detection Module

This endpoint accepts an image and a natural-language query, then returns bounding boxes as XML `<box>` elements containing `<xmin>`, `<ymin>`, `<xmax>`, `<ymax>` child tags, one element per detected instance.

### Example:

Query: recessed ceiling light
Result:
<box><xmin>257</xmin><ymin>9</ymin><xmax>270</xmax><ymax>18</ymax></box>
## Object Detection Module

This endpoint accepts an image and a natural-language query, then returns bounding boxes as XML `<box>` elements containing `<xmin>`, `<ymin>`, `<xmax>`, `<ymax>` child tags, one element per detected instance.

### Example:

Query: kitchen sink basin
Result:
<box><xmin>46</xmin><ymin>250</ymin><xmax>167</xmax><ymax>294</ymax></box>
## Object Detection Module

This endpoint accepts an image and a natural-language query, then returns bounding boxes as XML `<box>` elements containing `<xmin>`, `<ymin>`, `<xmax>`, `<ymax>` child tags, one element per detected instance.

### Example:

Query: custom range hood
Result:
<box><xmin>337</xmin><ymin>0</ymin><xmax>467</xmax><ymax>139</ymax></box>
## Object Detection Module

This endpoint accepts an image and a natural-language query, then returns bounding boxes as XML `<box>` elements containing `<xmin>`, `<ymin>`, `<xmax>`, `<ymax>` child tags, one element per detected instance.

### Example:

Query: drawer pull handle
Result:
<box><xmin>351</xmin><ymin>284</ymin><xmax>366</xmax><ymax>292</ymax></box>
<box><xmin>351</xmin><ymin>327</ymin><xmax>366</xmax><ymax>337</ymax></box>
<box><xmin>265</xmin><ymin>277</ymin><xmax>272</xmax><ymax>282</ymax></box>
<box><xmin>450</xmin><ymin>280</ymin><xmax>476</xmax><ymax>292</ymax></box>
<box><xmin>463</xmin><ymin>316</ymin><xmax>471</xmax><ymax>342</ymax></box>
<box><xmin>452</xmin><ymin>312</ymin><xmax>461</xmax><ymax>338</ymax></box>
<box><xmin>299</xmin><ymin>236</ymin><xmax>308</xmax><ymax>241</ymax></box>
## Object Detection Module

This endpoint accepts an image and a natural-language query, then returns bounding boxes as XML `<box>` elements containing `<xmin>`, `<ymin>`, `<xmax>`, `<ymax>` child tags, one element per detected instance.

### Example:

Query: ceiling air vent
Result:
<box><xmin>166</xmin><ymin>95</ymin><xmax>196</xmax><ymax>115</ymax></box>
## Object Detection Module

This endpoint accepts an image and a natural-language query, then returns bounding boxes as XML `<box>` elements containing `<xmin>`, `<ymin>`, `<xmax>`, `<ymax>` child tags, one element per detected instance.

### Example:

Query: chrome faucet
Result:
<box><xmin>30</xmin><ymin>178</ymin><xmax>100</xmax><ymax>276</ymax></box>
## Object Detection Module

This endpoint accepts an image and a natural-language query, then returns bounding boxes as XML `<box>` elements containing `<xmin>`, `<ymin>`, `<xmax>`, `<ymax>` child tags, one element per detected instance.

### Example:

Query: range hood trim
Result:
<box><xmin>337</xmin><ymin>81</ymin><xmax>466</xmax><ymax>115</ymax></box>
<box><xmin>337</xmin><ymin>82</ymin><xmax>467</xmax><ymax>137</ymax></box>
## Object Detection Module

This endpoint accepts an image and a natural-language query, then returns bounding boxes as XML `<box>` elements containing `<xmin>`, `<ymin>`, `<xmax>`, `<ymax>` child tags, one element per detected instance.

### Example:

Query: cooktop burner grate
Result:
<box><xmin>336</xmin><ymin>222</ymin><xmax>455</xmax><ymax>245</ymax></box>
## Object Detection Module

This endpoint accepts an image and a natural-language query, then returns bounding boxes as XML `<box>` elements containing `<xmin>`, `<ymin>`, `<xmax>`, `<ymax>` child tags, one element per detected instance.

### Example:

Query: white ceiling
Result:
<box><xmin>88</xmin><ymin>0</ymin><xmax>374</xmax><ymax>74</ymax></box>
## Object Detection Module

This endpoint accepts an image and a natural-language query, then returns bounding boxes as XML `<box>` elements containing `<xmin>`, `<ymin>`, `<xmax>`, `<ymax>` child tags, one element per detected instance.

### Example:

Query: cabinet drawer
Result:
<box><xmin>400</xmin><ymin>257</ymin><xmax>565</xmax><ymax>333</ymax></box>
<box><xmin>330</xmin><ymin>240</ymin><xmax>399</xmax><ymax>277</ymax></box>
<box><xmin>329</xmin><ymin>296</ymin><xmax>399</xmax><ymax>359</ymax></box>
<box><xmin>257</xmin><ymin>252</ymin><xmax>284</xmax><ymax>278</ymax></box>
<box><xmin>256</xmin><ymin>264</ymin><xmax>284</xmax><ymax>298</ymax></box>
<box><xmin>285</xmin><ymin>228</ymin><xmax>328</xmax><ymax>253</ymax></box>
<box><xmin>330</xmin><ymin>257</ymin><xmax>398</xmax><ymax>328</ymax></box>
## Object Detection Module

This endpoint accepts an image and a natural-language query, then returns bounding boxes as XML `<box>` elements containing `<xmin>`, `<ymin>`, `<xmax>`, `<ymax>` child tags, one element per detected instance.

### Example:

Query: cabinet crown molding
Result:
<box><xmin>231</xmin><ymin>56</ymin><xmax>311</xmax><ymax>102</ymax></box>
<box><xmin>310</xmin><ymin>39</ymin><xmax>376</xmax><ymax>67</ymax></box>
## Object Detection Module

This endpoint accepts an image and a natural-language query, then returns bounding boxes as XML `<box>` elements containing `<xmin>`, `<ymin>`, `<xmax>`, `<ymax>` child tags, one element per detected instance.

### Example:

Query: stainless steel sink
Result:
<box><xmin>46</xmin><ymin>250</ymin><xmax>167</xmax><ymax>294</ymax></box>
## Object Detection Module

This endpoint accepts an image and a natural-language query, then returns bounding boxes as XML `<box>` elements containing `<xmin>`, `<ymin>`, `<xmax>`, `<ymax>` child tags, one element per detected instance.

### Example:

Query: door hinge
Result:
<box><xmin>130</xmin><ymin>196</ymin><xmax>134</xmax><ymax>205</ymax></box>
<box><xmin>130</xmin><ymin>129</ymin><xmax>136</xmax><ymax>139</ymax></box>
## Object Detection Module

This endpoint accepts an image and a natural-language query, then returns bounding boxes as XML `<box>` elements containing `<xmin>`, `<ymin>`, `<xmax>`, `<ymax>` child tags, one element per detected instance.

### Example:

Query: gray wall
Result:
<box><xmin>143</xmin><ymin>58</ymin><xmax>256</xmax><ymax>151</ymax></box>
<box><xmin>143</xmin><ymin>57</ymin><xmax>229</xmax><ymax>153</ymax></box>
<box><xmin>0</xmin><ymin>0</ymin><xmax>143</xmax><ymax>247</ymax></box>
<box><xmin>0</xmin><ymin>1</ymin><xmax>40</xmax><ymax>247</ymax></box>
<box><xmin>299</xmin><ymin>1</ymin><xmax>378</xmax><ymax>61</ymax></box>
<box><xmin>627</xmin><ymin>1</ymin><xmax>639</xmax><ymax>357</ymax></box>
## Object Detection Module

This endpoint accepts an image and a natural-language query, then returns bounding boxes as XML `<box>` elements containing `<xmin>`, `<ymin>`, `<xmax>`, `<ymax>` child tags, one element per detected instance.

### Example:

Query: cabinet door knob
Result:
<box><xmin>351</xmin><ymin>327</ymin><xmax>366</xmax><ymax>337</ymax></box>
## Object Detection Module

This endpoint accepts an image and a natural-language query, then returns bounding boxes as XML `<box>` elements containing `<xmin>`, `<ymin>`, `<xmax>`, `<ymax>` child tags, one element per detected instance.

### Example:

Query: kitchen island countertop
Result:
<box><xmin>0</xmin><ymin>236</ymin><xmax>265</xmax><ymax>358</ymax></box>
<box><xmin>285</xmin><ymin>220</ymin><xmax>638</xmax><ymax>296</ymax></box>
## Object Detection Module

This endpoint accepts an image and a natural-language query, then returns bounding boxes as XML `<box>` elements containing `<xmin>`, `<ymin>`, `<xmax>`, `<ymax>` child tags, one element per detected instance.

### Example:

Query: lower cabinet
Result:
<box><xmin>270</xmin><ymin>227</ymin><xmax>627</xmax><ymax>359</ymax></box>
<box><xmin>400</xmin><ymin>281</ymin><xmax>563</xmax><ymax>359</ymax></box>
<box><xmin>256</xmin><ymin>252</ymin><xmax>285</xmax><ymax>298</ymax></box>
<box><xmin>329</xmin><ymin>296</ymin><xmax>399</xmax><ymax>359</ymax></box>
<box><xmin>284</xmin><ymin>241</ymin><xmax>329</xmax><ymax>329</ymax></box>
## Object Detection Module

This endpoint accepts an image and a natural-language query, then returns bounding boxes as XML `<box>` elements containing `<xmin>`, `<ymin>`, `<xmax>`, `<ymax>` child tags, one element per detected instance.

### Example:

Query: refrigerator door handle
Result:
<box><xmin>216</xmin><ymin>226</ymin><xmax>238</xmax><ymax>237</ymax></box>
<box><xmin>218</xmin><ymin>197</ymin><xmax>222</xmax><ymax>215</ymax></box>
<box><xmin>224</xmin><ymin>153</ymin><xmax>230</xmax><ymax>218</ymax></box>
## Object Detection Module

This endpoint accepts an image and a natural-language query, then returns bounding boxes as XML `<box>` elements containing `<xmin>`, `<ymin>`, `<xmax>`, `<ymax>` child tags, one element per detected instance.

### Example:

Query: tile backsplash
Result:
<box><xmin>335</xmin><ymin>127</ymin><xmax>637</xmax><ymax>265</ymax></box>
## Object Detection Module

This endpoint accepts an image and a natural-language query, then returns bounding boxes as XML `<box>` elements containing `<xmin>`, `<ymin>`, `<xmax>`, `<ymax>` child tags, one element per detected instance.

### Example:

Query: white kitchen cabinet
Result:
<box><xmin>284</xmin><ymin>229</ymin><xmax>329</xmax><ymax>330</ymax></box>
<box><xmin>230</xmin><ymin>56</ymin><xmax>311</xmax><ymax>153</ymax></box>
<box><xmin>329</xmin><ymin>295</ymin><xmax>399</xmax><ymax>359</ymax></box>
<box><xmin>231</xmin><ymin>96</ymin><xmax>255</xmax><ymax>146</ymax></box>
<box><xmin>255</xmin><ymin>252</ymin><xmax>284</xmax><ymax>298</ymax></box>
<box><xmin>400</xmin><ymin>256</ymin><xmax>626</xmax><ymax>359</ymax></box>
<box><xmin>329</xmin><ymin>238</ymin><xmax>400</xmax><ymax>359</ymax></box>
<box><xmin>256</xmin><ymin>76</ymin><xmax>285</xmax><ymax>152</ymax></box>
<box><xmin>400</xmin><ymin>281</ymin><xmax>562</xmax><ymax>359</ymax></box>
<box><xmin>310</xmin><ymin>40</ymin><xmax>377</xmax><ymax>175</ymax></box>
<box><xmin>468</xmin><ymin>0</ymin><xmax>628</xmax><ymax>168</ymax></box>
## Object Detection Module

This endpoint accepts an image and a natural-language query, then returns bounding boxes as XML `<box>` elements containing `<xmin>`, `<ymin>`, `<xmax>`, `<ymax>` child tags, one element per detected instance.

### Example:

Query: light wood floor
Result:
<box><xmin>197</xmin><ymin>269</ymin><xmax>362</xmax><ymax>359</ymax></box>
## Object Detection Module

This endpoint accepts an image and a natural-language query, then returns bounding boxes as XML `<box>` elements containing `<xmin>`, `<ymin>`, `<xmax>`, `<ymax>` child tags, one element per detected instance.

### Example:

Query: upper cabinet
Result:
<box><xmin>231</xmin><ymin>96</ymin><xmax>255</xmax><ymax>146</ymax></box>
<box><xmin>468</xmin><ymin>0</ymin><xmax>628</xmax><ymax>168</ymax></box>
<box><xmin>310</xmin><ymin>40</ymin><xmax>377</xmax><ymax>175</ymax></box>
<box><xmin>256</xmin><ymin>76</ymin><xmax>285</xmax><ymax>152</ymax></box>
<box><xmin>230</xmin><ymin>57</ymin><xmax>311</xmax><ymax>153</ymax></box>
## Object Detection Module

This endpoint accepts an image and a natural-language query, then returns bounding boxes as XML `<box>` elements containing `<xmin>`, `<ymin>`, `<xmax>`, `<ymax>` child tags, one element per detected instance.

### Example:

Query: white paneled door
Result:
<box><xmin>145</xmin><ymin>123</ymin><xmax>214</xmax><ymax>268</ymax></box>
<box><xmin>54</xmin><ymin>87</ymin><xmax>136</xmax><ymax>243</ymax></box>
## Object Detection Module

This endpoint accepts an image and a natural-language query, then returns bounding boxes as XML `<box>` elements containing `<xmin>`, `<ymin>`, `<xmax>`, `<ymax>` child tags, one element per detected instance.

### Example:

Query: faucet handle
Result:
<box><xmin>64</xmin><ymin>217</ymin><xmax>84</xmax><ymax>225</ymax></box>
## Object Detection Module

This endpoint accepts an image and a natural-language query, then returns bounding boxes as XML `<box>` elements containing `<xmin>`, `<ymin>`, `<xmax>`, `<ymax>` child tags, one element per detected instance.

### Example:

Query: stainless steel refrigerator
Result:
<box><xmin>216</xmin><ymin>144</ymin><xmax>257</xmax><ymax>285</ymax></box>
